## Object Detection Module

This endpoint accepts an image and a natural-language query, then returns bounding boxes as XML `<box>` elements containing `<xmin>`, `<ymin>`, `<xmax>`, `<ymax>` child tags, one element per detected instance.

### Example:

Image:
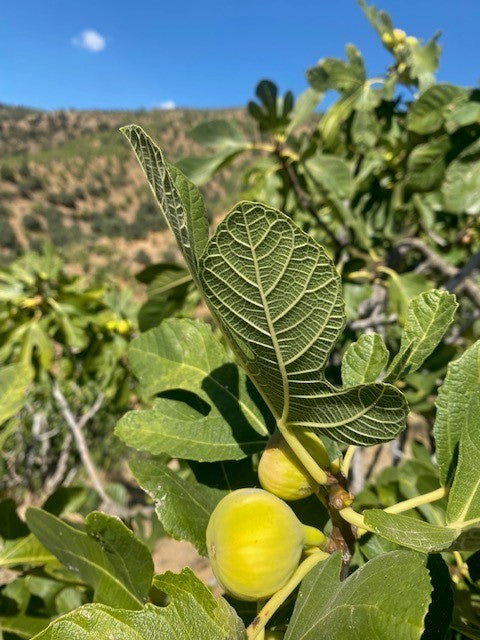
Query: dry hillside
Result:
<box><xmin>0</xmin><ymin>104</ymin><xmax>252</xmax><ymax>278</ymax></box>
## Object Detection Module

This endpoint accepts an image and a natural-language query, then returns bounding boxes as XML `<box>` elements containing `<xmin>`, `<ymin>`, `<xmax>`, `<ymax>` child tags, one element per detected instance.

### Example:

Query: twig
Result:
<box><xmin>349</xmin><ymin>313</ymin><xmax>397</xmax><ymax>331</ymax></box>
<box><xmin>274</xmin><ymin>142</ymin><xmax>340</xmax><ymax>248</ymax></box>
<box><xmin>44</xmin><ymin>431</ymin><xmax>73</xmax><ymax>495</ymax></box>
<box><xmin>52</xmin><ymin>381</ymin><xmax>126</xmax><ymax>516</ymax></box>
<box><xmin>445</xmin><ymin>249</ymin><xmax>480</xmax><ymax>293</ymax></box>
<box><xmin>397</xmin><ymin>238</ymin><xmax>480</xmax><ymax>308</ymax></box>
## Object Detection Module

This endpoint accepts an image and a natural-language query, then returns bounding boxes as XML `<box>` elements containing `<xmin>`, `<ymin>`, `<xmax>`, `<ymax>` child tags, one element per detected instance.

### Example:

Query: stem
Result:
<box><xmin>246</xmin><ymin>551</ymin><xmax>329</xmax><ymax>639</ymax></box>
<box><xmin>247</xmin><ymin>142</ymin><xmax>277</xmax><ymax>154</ymax></box>
<box><xmin>384</xmin><ymin>487</ymin><xmax>448</xmax><ymax>514</ymax></box>
<box><xmin>341</xmin><ymin>445</ymin><xmax>356</xmax><ymax>477</ymax></box>
<box><xmin>256</xmin><ymin>601</ymin><xmax>266</xmax><ymax>640</ymax></box>
<box><xmin>338</xmin><ymin>507</ymin><xmax>373</xmax><ymax>532</ymax></box>
<box><xmin>274</xmin><ymin>143</ymin><xmax>340</xmax><ymax>248</ymax></box>
<box><xmin>447</xmin><ymin>515</ymin><xmax>480</xmax><ymax>529</ymax></box>
<box><xmin>340</xmin><ymin>487</ymin><xmax>449</xmax><ymax>536</ymax></box>
<box><xmin>453</xmin><ymin>551</ymin><xmax>472</xmax><ymax>582</ymax></box>
<box><xmin>296</xmin><ymin>429</ymin><xmax>331</xmax><ymax>469</ymax></box>
<box><xmin>278</xmin><ymin>423</ymin><xmax>330</xmax><ymax>485</ymax></box>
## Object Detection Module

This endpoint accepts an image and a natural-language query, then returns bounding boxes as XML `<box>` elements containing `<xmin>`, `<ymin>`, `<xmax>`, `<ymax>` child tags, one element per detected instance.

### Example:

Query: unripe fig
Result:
<box><xmin>258</xmin><ymin>432</ymin><xmax>316</xmax><ymax>501</ymax></box>
<box><xmin>207</xmin><ymin>488</ymin><xmax>326</xmax><ymax>601</ymax></box>
<box><xmin>381</xmin><ymin>32</ymin><xmax>394</xmax><ymax>49</ymax></box>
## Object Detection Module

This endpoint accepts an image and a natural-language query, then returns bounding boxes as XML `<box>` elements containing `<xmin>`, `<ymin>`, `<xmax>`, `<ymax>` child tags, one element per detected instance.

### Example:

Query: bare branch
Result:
<box><xmin>51</xmin><ymin>381</ymin><xmax>127</xmax><ymax>517</ymax></box>
<box><xmin>397</xmin><ymin>238</ymin><xmax>480</xmax><ymax>308</ymax></box>
<box><xmin>44</xmin><ymin>431</ymin><xmax>73</xmax><ymax>495</ymax></box>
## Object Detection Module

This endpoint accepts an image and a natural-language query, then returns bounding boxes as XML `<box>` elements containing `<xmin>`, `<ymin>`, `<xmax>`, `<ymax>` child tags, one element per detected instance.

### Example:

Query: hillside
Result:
<box><xmin>0</xmin><ymin>104</ymin><xmax>252</xmax><ymax>278</ymax></box>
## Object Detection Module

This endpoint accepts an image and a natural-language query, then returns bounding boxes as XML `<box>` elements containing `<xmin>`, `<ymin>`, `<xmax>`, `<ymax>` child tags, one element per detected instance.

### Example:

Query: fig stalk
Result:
<box><xmin>246</xmin><ymin>550</ymin><xmax>330</xmax><ymax>640</ymax></box>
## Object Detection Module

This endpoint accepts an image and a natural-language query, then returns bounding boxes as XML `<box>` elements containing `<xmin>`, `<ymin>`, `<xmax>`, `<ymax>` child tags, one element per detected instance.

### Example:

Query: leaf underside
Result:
<box><xmin>200</xmin><ymin>202</ymin><xmax>407</xmax><ymax>445</ymax></box>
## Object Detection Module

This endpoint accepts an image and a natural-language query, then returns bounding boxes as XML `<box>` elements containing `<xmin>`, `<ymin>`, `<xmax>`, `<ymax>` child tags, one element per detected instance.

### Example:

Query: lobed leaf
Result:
<box><xmin>199</xmin><ymin>202</ymin><xmax>407</xmax><ymax>445</ymax></box>
<box><xmin>285</xmin><ymin>551</ymin><xmax>432</xmax><ymax>640</ymax></box>
<box><xmin>386</xmin><ymin>290</ymin><xmax>457</xmax><ymax>381</ymax></box>
<box><xmin>446</xmin><ymin>391</ymin><xmax>480</xmax><ymax>526</ymax></box>
<box><xmin>120</xmin><ymin>124</ymin><xmax>209</xmax><ymax>280</ymax></box>
<box><xmin>363</xmin><ymin>510</ymin><xmax>458</xmax><ymax>553</ymax></box>
<box><xmin>407</xmin><ymin>84</ymin><xmax>468</xmax><ymax>135</ymax></box>
<box><xmin>188</xmin><ymin>119</ymin><xmax>247</xmax><ymax>150</ymax></box>
<box><xmin>116</xmin><ymin>319</ymin><xmax>271</xmax><ymax>461</ymax></box>
<box><xmin>405</xmin><ymin>138</ymin><xmax>448</xmax><ymax>192</ymax></box>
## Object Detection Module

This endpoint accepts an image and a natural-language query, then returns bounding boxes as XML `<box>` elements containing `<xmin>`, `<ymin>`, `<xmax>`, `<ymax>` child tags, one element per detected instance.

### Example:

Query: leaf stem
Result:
<box><xmin>341</xmin><ymin>445</ymin><xmax>357</xmax><ymax>477</ymax></box>
<box><xmin>246</xmin><ymin>551</ymin><xmax>330</xmax><ymax>639</ymax></box>
<box><xmin>384</xmin><ymin>487</ymin><xmax>448</xmax><ymax>514</ymax></box>
<box><xmin>340</xmin><ymin>487</ymin><xmax>449</xmax><ymax>536</ymax></box>
<box><xmin>278</xmin><ymin>423</ymin><xmax>330</xmax><ymax>485</ymax></box>
<box><xmin>338</xmin><ymin>507</ymin><xmax>372</xmax><ymax>532</ymax></box>
<box><xmin>256</xmin><ymin>601</ymin><xmax>265</xmax><ymax>640</ymax></box>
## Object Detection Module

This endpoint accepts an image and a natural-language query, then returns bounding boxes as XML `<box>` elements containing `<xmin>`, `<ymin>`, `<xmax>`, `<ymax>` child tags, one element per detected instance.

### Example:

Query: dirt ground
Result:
<box><xmin>152</xmin><ymin>537</ymin><xmax>217</xmax><ymax>591</ymax></box>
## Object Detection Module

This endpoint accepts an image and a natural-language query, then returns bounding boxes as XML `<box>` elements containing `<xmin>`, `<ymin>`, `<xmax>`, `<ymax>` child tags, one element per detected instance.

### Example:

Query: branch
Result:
<box><xmin>349</xmin><ymin>313</ymin><xmax>397</xmax><ymax>331</ymax></box>
<box><xmin>52</xmin><ymin>381</ymin><xmax>126</xmax><ymax>516</ymax></box>
<box><xmin>275</xmin><ymin>143</ymin><xmax>341</xmax><ymax>248</ymax></box>
<box><xmin>44</xmin><ymin>430</ymin><xmax>73</xmax><ymax>495</ymax></box>
<box><xmin>397</xmin><ymin>238</ymin><xmax>480</xmax><ymax>308</ymax></box>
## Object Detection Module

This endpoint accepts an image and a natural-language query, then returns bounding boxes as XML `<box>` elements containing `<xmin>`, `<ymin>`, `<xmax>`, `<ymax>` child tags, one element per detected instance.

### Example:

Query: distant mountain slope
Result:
<box><xmin>0</xmin><ymin>105</ymin><xmax>251</xmax><ymax>276</ymax></box>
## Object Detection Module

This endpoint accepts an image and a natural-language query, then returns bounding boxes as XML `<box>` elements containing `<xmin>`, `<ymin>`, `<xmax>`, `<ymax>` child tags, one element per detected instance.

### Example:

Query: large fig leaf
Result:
<box><xmin>199</xmin><ymin>202</ymin><xmax>407</xmax><ymax>445</ymax></box>
<box><xmin>116</xmin><ymin>319</ymin><xmax>271</xmax><ymax>461</ymax></box>
<box><xmin>285</xmin><ymin>551</ymin><xmax>432</xmax><ymax>640</ymax></box>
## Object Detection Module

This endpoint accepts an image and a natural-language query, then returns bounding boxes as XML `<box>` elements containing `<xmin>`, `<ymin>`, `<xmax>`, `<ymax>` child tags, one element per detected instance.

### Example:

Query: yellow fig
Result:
<box><xmin>206</xmin><ymin>488</ymin><xmax>326</xmax><ymax>601</ymax></box>
<box><xmin>381</xmin><ymin>32</ymin><xmax>394</xmax><ymax>49</ymax></box>
<box><xmin>258</xmin><ymin>432</ymin><xmax>317</xmax><ymax>501</ymax></box>
<box><xmin>393</xmin><ymin>28</ymin><xmax>407</xmax><ymax>43</ymax></box>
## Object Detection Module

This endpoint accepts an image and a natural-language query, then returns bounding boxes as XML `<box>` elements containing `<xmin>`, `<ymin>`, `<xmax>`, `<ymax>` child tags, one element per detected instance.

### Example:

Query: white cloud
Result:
<box><xmin>157</xmin><ymin>100</ymin><xmax>176</xmax><ymax>110</ymax></box>
<box><xmin>72</xmin><ymin>29</ymin><xmax>106</xmax><ymax>53</ymax></box>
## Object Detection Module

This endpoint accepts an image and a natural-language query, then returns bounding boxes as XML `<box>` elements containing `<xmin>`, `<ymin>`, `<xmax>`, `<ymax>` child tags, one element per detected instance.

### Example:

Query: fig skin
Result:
<box><xmin>207</xmin><ymin>488</ymin><xmax>324</xmax><ymax>601</ymax></box>
<box><xmin>258</xmin><ymin>431</ymin><xmax>317</xmax><ymax>501</ymax></box>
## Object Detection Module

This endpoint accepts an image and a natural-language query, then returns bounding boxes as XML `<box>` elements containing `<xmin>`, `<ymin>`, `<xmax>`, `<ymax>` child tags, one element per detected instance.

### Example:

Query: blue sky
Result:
<box><xmin>2</xmin><ymin>0</ymin><xmax>479</xmax><ymax>111</ymax></box>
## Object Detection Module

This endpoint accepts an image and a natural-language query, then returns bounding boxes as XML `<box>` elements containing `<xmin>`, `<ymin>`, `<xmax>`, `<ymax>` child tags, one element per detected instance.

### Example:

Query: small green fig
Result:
<box><xmin>206</xmin><ymin>488</ymin><xmax>326</xmax><ymax>601</ymax></box>
<box><xmin>258</xmin><ymin>432</ymin><xmax>317</xmax><ymax>501</ymax></box>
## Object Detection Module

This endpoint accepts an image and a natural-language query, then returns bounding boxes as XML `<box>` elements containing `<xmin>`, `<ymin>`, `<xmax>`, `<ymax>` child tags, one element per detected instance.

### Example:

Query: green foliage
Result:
<box><xmin>284</xmin><ymin>551</ymin><xmax>432</xmax><ymax>640</ymax></box>
<box><xmin>3</xmin><ymin>3</ymin><xmax>480</xmax><ymax>640</ymax></box>
<box><xmin>26</xmin><ymin>508</ymin><xmax>153</xmax><ymax>609</ymax></box>
<box><xmin>111</xmin><ymin>109</ymin><xmax>478</xmax><ymax>636</ymax></box>
<box><xmin>0</xmin><ymin>245</ymin><xmax>137</xmax><ymax>491</ymax></box>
